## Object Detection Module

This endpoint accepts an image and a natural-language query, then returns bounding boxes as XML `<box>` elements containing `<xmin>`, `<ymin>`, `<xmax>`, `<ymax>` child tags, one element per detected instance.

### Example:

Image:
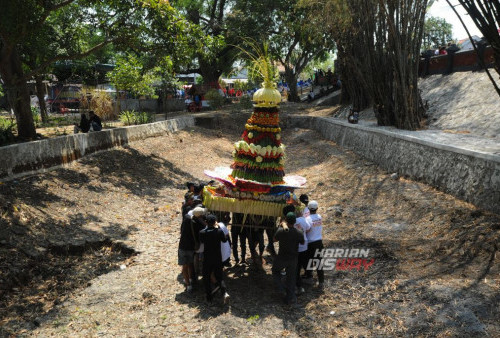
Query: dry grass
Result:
<box><xmin>0</xmin><ymin>110</ymin><xmax>498</xmax><ymax>337</ymax></box>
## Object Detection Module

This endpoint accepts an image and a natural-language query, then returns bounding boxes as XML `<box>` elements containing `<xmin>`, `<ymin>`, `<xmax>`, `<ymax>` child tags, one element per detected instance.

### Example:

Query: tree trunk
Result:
<box><xmin>284</xmin><ymin>68</ymin><xmax>299</xmax><ymax>102</ymax></box>
<box><xmin>0</xmin><ymin>45</ymin><xmax>37</xmax><ymax>139</ymax></box>
<box><xmin>199</xmin><ymin>59</ymin><xmax>223</xmax><ymax>88</ymax></box>
<box><xmin>35</xmin><ymin>75</ymin><xmax>48</xmax><ymax>123</ymax></box>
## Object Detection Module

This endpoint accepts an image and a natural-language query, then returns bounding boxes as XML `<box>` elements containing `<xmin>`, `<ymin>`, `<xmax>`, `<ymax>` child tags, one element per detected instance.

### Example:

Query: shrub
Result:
<box><xmin>205</xmin><ymin>89</ymin><xmax>225</xmax><ymax>110</ymax></box>
<box><xmin>31</xmin><ymin>106</ymin><xmax>41</xmax><ymax>128</ymax></box>
<box><xmin>0</xmin><ymin>117</ymin><xmax>16</xmax><ymax>146</ymax></box>
<box><xmin>119</xmin><ymin>110</ymin><xmax>154</xmax><ymax>125</ymax></box>
<box><xmin>119</xmin><ymin>110</ymin><xmax>136</xmax><ymax>126</ymax></box>
<box><xmin>90</xmin><ymin>90</ymin><xmax>115</xmax><ymax>121</ymax></box>
<box><xmin>134</xmin><ymin>111</ymin><xmax>154</xmax><ymax>125</ymax></box>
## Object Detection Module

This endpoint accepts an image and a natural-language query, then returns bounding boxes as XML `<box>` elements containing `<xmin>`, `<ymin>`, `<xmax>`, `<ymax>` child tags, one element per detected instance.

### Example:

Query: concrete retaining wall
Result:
<box><xmin>0</xmin><ymin>116</ymin><xmax>195</xmax><ymax>180</ymax></box>
<box><xmin>287</xmin><ymin>115</ymin><xmax>500</xmax><ymax>214</ymax></box>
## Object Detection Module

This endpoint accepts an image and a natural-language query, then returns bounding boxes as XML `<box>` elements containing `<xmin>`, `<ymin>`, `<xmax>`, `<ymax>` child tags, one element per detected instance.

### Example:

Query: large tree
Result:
<box><xmin>306</xmin><ymin>0</ymin><xmax>428</xmax><ymax>130</ymax></box>
<box><xmin>423</xmin><ymin>16</ymin><xmax>453</xmax><ymax>50</ymax></box>
<box><xmin>173</xmin><ymin>0</ymin><xmax>240</xmax><ymax>86</ymax></box>
<box><xmin>229</xmin><ymin>0</ymin><xmax>336</xmax><ymax>102</ymax></box>
<box><xmin>0</xmin><ymin>0</ymin><xmax>186</xmax><ymax>139</ymax></box>
<box><xmin>272</xmin><ymin>0</ymin><xmax>336</xmax><ymax>102</ymax></box>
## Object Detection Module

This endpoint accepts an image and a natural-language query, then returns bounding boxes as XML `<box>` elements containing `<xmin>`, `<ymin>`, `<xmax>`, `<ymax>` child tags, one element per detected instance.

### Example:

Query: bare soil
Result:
<box><xmin>0</xmin><ymin>107</ymin><xmax>499</xmax><ymax>337</ymax></box>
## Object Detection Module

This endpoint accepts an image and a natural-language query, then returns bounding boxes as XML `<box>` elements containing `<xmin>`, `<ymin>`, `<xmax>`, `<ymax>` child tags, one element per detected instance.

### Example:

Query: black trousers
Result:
<box><xmin>296</xmin><ymin>250</ymin><xmax>309</xmax><ymax>287</ymax></box>
<box><xmin>202</xmin><ymin>258</ymin><xmax>224</xmax><ymax>300</ymax></box>
<box><xmin>272</xmin><ymin>256</ymin><xmax>297</xmax><ymax>304</ymax></box>
<box><xmin>305</xmin><ymin>239</ymin><xmax>324</xmax><ymax>283</ymax></box>
<box><xmin>230</xmin><ymin>225</ymin><xmax>247</xmax><ymax>262</ymax></box>
<box><xmin>248</xmin><ymin>228</ymin><xmax>264</xmax><ymax>257</ymax></box>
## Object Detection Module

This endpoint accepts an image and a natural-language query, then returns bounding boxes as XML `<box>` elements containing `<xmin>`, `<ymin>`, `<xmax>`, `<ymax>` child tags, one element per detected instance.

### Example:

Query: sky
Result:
<box><xmin>428</xmin><ymin>0</ymin><xmax>483</xmax><ymax>40</ymax></box>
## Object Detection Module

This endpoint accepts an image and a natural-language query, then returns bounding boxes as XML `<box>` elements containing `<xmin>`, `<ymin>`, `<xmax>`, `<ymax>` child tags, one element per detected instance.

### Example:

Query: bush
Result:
<box><xmin>90</xmin><ymin>90</ymin><xmax>115</xmax><ymax>121</ymax></box>
<box><xmin>119</xmin><ymin>110</ymin><xmax>136</xmax><ymax>126</ymax></box>
<box><xmin>134</xmin><ymin>111</ymin><xmax>154</xmax><ymax>125</ymax></box>
<box><xmin>0</xmin><ymin>117</ymin><xmax>16</xmax><ymax>146</ymax></box>
<box><xmin>31</xmin><ymin>106</ymin><xmax>41</xmax><ymax>128</ymax></box>
<box><xmin>205</xmin><ymin>89</ymin><xmax>225</xmax><ymax>110</ymax></box>
<box><xmin>119</xmin><ymin>110</ymin><xmax>154</xmax><ymax>126</ymax></box>
<box><xmin>239</xmin><ymin>95</ymin><xmax>253</xmax><ymax>109</ymax></box>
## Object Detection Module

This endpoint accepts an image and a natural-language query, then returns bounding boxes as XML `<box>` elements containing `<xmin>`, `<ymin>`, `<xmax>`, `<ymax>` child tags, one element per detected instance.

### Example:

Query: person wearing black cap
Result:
<box><xmin>185</xmin><ymin>182</ymin><xmax>195</xmax><ymax>199</ymax></box>
<box><xmin>272</xmin><ymin>212</ymin><xmax>304</xmax><ymax>305</ymax></box>
<box><xmin>199</xmin><ymin>214</ymin><xmax>229</xmax><ymax>303</ymax></box>
<box><xmin>299</xmin><ymin>194</ymin><xmax>310</xmax><ymax>218</ymax></box>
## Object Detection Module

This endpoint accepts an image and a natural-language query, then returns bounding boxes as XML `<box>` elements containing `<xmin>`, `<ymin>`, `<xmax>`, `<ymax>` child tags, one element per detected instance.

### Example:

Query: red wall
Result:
<box><xmin>420</xmin><ymin>46</ymin><xmax>495</xmax><ymax>76</ymax></box>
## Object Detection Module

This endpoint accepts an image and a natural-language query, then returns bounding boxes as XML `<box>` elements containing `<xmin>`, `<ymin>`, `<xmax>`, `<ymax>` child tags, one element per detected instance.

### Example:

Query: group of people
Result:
<box><xmin>74</xmin><ymin>110</ymin><xmax>102</xmax><ymax>133</ymax></box>
<box><xmin>272</xmin><ymin>194</ymin><xmax>324</xmax><ymax>305</ymax></box>
<box><xmin>177</xmin><ymin>182</ymin><xmax>325</xmax><ymax>306</ymax></box>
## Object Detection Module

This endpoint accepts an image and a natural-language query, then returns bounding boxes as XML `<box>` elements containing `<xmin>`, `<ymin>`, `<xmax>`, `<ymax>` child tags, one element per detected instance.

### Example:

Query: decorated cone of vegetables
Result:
<box><xmin>203</xmin><ymin>41</ymin><xmax>305</xmax><ymax>217</ymax></box>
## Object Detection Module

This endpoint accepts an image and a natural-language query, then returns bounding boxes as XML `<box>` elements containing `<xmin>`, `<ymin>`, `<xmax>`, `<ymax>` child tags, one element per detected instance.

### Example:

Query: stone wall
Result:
<box><xmin>286</xmin><ymin>116</ymin><xmax>500</xmax><ymax>214</ymax></box>
<box><xmin>163</xmin><ymin>99</ymin><xmax>185</xmax><ymax>112</ymax></box>
<box><xmin>0</xmin><ymin>116</ymin><xmax>195</xmax><ymax>180</ymax></box>
<box><xmin>118</xmin><ymin>99</ymin><xmax>159</xmax><ymax>112</ymax></box>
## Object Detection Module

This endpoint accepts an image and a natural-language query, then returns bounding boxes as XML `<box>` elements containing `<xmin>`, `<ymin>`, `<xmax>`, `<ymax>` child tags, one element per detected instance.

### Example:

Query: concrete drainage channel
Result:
<box><xmin>0</xmin><ymin>115</ymin><xmax>195</xmax><ymax>181</ymax></box>
<box><xmin>285</xmin><ymin>115</ymin><xmax>500</xmax><ymax>214</ymax></box>
<box><xmin>0</xmin><ymin>238</ymin><xmax>137</xmax><ymax>329</ymax></box>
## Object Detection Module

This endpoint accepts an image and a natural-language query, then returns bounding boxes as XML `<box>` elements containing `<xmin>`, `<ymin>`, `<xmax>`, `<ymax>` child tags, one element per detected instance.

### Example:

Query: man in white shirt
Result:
<box><xmin>217</xmin><ymin>213</ymin><xmax>232</xmax><ymax>267</ymax></box>
<box><xmin>294</xmin><ymin>209</ymin><xmax>312</xmax><ymax>294</ymax></box>
<box><xmin>304</xmin><ymin>200</ymin><xmax>324</xmax><ymax>287</ymax></box>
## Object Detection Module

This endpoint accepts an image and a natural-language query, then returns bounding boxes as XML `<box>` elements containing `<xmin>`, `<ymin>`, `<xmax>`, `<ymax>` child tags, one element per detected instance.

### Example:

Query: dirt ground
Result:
<box><xmin>0</xmin><ymin>108</ymin><xmax>499</xmax><ymax>337</ymax></box>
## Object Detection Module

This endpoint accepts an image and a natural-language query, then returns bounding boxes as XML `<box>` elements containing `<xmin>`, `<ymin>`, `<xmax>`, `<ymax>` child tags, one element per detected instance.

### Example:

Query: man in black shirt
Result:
<box><xmin>178</xmin><ymin>207</ymin><xmax>206</xmax><ymax>292</ymax></box>
<box><xmin>199</xmin><ymin>214</ymin><xmax>229</xmax><ymax>303</ymax></box>
<box><xmin>88</xmin><ymin>110</ymin><xmax>102</xmax><ymax>131</ymax></box>
<box><xmin>272</xmin><ymin>212</ymin><xmax>304</xmax><ymax>305</ymax></box>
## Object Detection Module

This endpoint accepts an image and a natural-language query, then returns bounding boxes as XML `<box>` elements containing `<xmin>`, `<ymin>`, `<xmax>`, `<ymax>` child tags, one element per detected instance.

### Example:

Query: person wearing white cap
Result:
<box><xmin>303</xmin><ymin>200</ymin><xmax>324</xmax><ymax>287</ymax></box>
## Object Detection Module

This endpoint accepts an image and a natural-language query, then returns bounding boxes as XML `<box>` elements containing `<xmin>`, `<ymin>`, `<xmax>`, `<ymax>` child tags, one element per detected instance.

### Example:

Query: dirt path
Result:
<box><xmin>0</xmin><ymin>111</ymin><xmax>498</xmax><ymax>337</ymax></box>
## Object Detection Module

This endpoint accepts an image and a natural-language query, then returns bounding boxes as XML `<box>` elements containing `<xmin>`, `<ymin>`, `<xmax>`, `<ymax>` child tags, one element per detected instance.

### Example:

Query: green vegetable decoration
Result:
<box><xmin>230</xmin><ymin>42</ymin><xmax>285</xmax><ymax>185</ymax></box>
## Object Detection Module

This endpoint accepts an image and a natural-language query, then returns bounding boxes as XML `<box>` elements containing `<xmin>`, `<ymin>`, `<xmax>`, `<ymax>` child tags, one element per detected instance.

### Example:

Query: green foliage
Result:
<box><xmin>247</xmin><ymin>315</ymin><xmax>260</xmax><ymax>325</ymax></box>
<box><xmin>0</xmin><ymin>83</ymin><xmax>3</xmax><ymax>98</ymax></box>
<box><xmin>304</xmin><ymin>52</ymin><xmax>336</xmax><ymax>79</ymax></box>
<box><xmin>205</xmin><ymin>89</ymin><xmax>225</xmax><ymax>110</ymax></box>
<box><xmin>31</xmin><ymin>106</ymin><xmax>41</xmax><ymax>128</ymax></box>
<box><xmin>238</xmin><ymin>40</ymin><xmax>278</xmax><ymax>88</ymax></box>
<box><xmin>0</xmin><ymin>0</ymin><xmax>194</xmax><ymax>138</ymax></box>
<box><xmin>0</xmin><ymin>117</ymin><xmax>16</xmax><ymax>146</ymax></box>
<box><xmin>233</xmin><ymin>80</ymin><xmax>250</xmax><ymax>91</ymax></box>
<box><xmin>195</xmin><ymin>76</ymin><xmax>204</xmax><ymax>85</ymax></box>
<box><xmin>119</xmin><ymin>110</ymin><xmax>154</xmax><ymax>125</ymax></box>
<box><xmin>134</xmin><ymin>111</ymin><xmax>154</xmax><ymax>125</ymax></box>
<box><xmin>423</xmin><ymin>16</ymin><xmax>453</xmax><ymax>50</ymax></box>
<box><xmin>119</xmin><ymin>110</ymin><xmax>136</xmax><ymax>126</ymax></box>
<box><xmin>109</xmin><ymin>54</ymin><xmax>160</xmax><ymax>98</ymax></box>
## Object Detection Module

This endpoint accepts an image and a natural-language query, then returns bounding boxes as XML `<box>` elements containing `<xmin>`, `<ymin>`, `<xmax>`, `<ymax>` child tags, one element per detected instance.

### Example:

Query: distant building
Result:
<box><xmin>457</xmin><ymin>35</ymin><xmax>482</xmax><ymax>51</ymax></box>
<box><xmin>221</xmin><ymin>68</ymin><xmax>248</xmax><ymax>88</ymax></box>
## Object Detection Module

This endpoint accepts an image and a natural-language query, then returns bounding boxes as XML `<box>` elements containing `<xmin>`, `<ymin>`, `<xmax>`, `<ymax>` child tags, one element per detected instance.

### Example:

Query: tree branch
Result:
<box><xmin>24</xmin><ymin>39</ymin><xmax>113</xmax><ymax>80</ymax></box>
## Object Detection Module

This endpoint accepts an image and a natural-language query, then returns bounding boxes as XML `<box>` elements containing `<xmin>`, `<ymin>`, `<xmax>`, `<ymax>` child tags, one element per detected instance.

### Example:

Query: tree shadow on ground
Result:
<box><xmin>171</xmin><ymin>237</ymin><xmax>400</xmax><ymax>336</ymax></box>
<box><xmin>0</xmin><ymin>171</ymin><xmax>139</xmax><ymax>336</ymax></box>
<box><xmin>77</xmin><ymin>146</ymin><xmax>199</xmax><ymax>199</ymax></box>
